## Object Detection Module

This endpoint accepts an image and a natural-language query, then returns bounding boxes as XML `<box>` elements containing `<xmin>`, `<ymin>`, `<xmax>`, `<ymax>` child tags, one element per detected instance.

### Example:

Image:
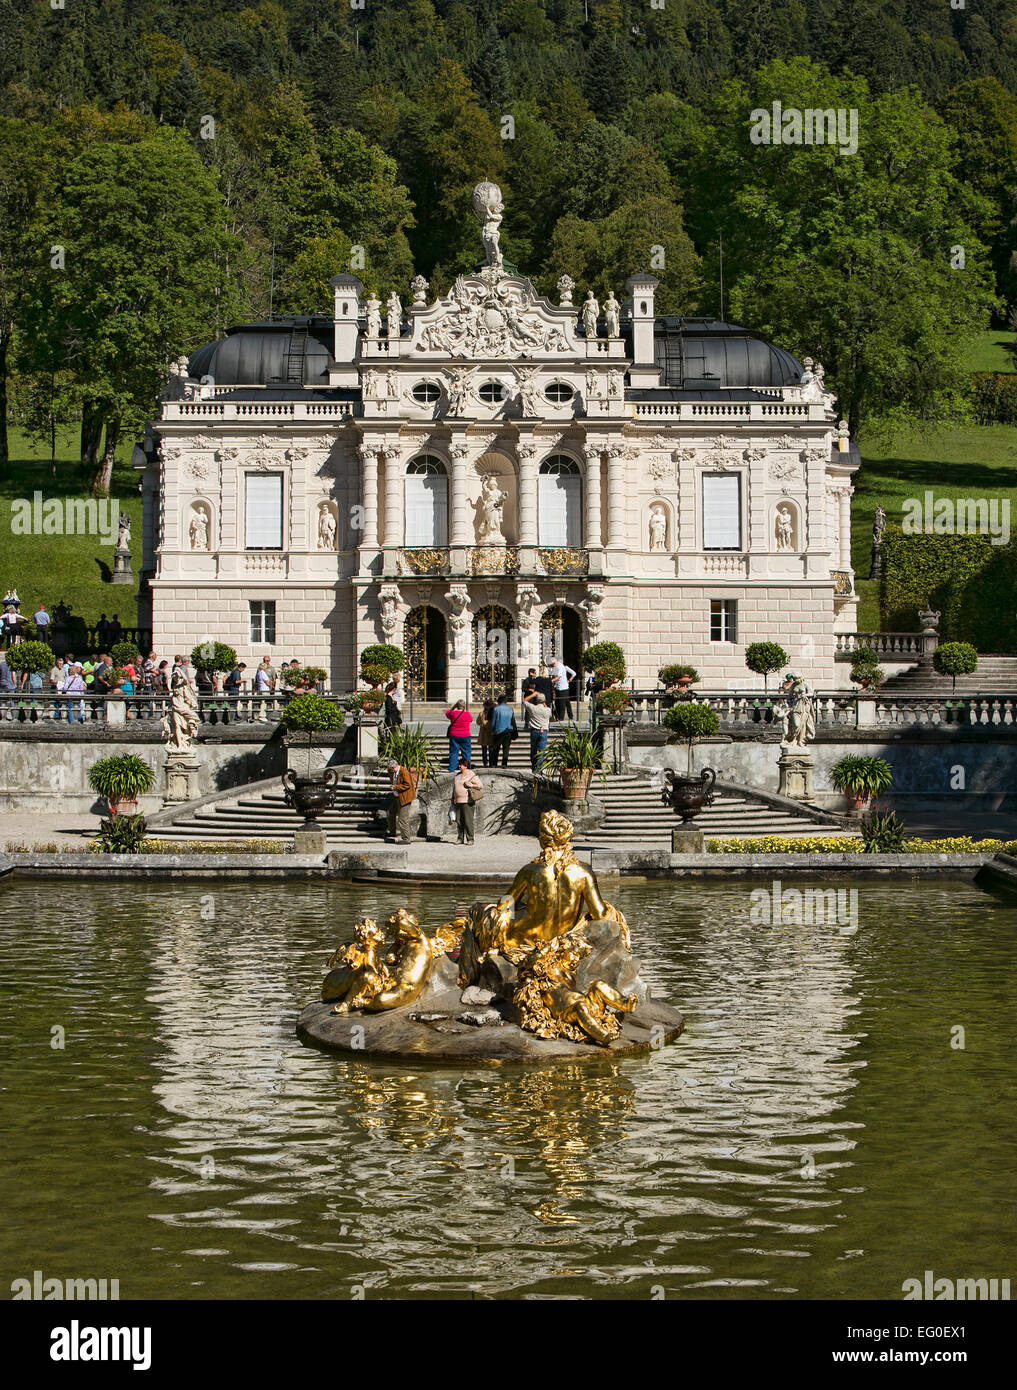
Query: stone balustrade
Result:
<box><xmin>834</xmin><ymin>631</ymin><xmax>924</xmax><ymax>660</ymax></box>
<box><xmin>163</xmin><ymin>400</ymin><xmax>353</xmax><ymax>423</ymax></box>
<box><xmin>626</xmin><ymin>689</ymin><xmax>1017</xmax><ymax>730</ymax></box>
<box><xmin>631</xmin><ymin>400</ymin><xmax>826</xmax><ymax>422</ymax></box>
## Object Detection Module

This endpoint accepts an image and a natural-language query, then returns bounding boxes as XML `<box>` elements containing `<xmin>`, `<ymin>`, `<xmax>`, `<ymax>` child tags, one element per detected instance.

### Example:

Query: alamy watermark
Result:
<box><xmin>10</xmin><ymin>492</ymin><xmax>120</xmax><ymax>544</ymax></box>
<box><xmin>750</xmin><ymin>879</ymin><xmax>858</xmax><ymax>930</ymax></box>
<box><xmin>11</xmin><ymin>1270</ymin><xmax>119</xmax><ymax>1299</ymax></box>
<box><xmin>750</xmin><ymin>101</ymin><xmax>858</xmax><ymax>157</ymax></box>
<box><xmin>902</xmin><ymin>491</ymin><xmax>1010</xmax><ymax>545</ymax></box>
<box><xmin>902</xmin><ymin>1269</ymin><xmax>1010</xmax><ymax>1300</ymax></box>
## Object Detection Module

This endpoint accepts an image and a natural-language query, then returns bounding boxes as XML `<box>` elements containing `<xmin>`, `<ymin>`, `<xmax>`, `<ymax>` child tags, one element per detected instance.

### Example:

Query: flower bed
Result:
<box><xmin>706</xmin><ymin>835</ymin><xmax>1017</xmax><ymax>854</ymax></box>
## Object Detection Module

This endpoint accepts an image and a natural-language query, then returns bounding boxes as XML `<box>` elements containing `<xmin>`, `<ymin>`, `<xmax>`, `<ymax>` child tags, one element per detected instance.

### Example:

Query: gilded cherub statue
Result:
<box><xmin>513</xmin><ymin>928</ymin><xmax>637</xmax><ymax>1047</ymax></box>
<box><xmin>325</xmin><ymin>910</ymin><xmax>453</xmax><ymax>1014</ymax></box>
<box><xmin>325</xmin><ymin>918</ymin><xmax>386</xmax><ymax>1013</ymax></box>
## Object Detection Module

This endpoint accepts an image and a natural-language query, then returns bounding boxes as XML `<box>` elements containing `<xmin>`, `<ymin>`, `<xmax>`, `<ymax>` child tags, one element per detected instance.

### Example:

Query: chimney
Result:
<box><xmin>624</xmin><ymin>273</ymin><xmax>660</xmax><ymax>388</ymax></box>
<box><xmin>330</xmin><ymin>274</ymin><xmax>364</xmax><ymax>386</ymax></box>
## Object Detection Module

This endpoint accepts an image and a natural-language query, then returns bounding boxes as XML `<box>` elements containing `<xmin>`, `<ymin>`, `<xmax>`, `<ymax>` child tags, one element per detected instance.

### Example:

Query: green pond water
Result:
<box><xmin>1</xmin><ymin>875</ymin><xmax>1014</xmax><ymax>1301</ymax></box>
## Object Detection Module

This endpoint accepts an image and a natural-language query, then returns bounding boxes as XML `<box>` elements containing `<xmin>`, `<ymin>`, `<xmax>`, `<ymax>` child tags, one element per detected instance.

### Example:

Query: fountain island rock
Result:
<box><xmin>296</xmin><ymin>811</ymin><xmax>684</xmax><ymax>1065</ymax></box>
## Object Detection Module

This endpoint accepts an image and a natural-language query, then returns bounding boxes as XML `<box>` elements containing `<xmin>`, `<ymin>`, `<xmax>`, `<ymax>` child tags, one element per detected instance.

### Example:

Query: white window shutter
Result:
<box><xmin>703</xmin><ymin>474</ymin><xmax>741</xmax><ymax>549</ymax></box>
<box><xmin>539</xmin><ymin>472</ymin><xmax>581</xmax><ymax>546</ymax></box>
<box><xmin>245</xmin><ymin>474</ymin><xmax>284</xmax><ymax>548</ymax></box>
<box><xmin>405</xmin><ymin>473</ymin><xmax>448</xmax><ymax>546</ymax></box>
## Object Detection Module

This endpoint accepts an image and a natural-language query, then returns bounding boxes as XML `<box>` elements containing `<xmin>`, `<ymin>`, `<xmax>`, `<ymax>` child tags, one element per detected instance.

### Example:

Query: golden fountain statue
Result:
<box><xmin>297</xmin><ymin>811</ymin><xmax>683</xmax><ymax>1061</ymax></box>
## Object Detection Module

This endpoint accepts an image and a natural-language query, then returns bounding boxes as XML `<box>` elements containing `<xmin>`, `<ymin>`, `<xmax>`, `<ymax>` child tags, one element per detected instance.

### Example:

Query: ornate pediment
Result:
<box><xmin>409</xmin><ymin>266</ymin><xmax>579</xmax><ymax>359</ymax></box>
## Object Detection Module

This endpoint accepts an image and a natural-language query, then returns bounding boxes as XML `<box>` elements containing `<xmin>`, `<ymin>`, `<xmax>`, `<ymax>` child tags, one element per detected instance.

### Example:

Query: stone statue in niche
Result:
<box><xmin>775</xmin><ymin>506</ymin><xmax>795</xmax><ymax>552</ymax></box>
<box><xmin>477</xmin><ymin>474</ymin><xmax>507</xmax><ymax>543</ymax></box>
<box><xmin>604</xmin><ymin>291</ymin><xmax>620</xmax><ymax>338</ymax></box>
<box><xmin>581</xmin><ymin>291</ymin><xmax>600</xmax><ymax>339</ymax></box>
<box><xmin>189</xmin><ymin>507</ymin><xmax>209</xmax><ymax>551</ymax></box>
<box><xmin>365</xmin><ymin>294</ymin><xmax>383</xmax><ymax>340</ymax></box>
<box><xmin>649</xmin><ymin>505</ymin><xmax>668</xmax><ymax>552</ymax></box>
<box><xmin>585</xmin><ymin>368</ymin><xmax>599</xmax><ymax>399</ymax></box>
<box><xmin>608</xmin><ymin>369</ymin><xmax>623</xmax><ymax>397</ymax></box>
<box><xmin>317</xmin><ymin>503</ymin><xmax>337</xmax><ymax>551</ymax></box>
<box><xmin>386</xmin><ymin>292</ymin><xmax>402</xmax><ymax>340</ymax></box>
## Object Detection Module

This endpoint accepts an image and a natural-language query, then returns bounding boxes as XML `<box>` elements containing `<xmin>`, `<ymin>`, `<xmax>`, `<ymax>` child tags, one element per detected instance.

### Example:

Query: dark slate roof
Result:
<box><xmin>188</xmin><ymin>317</ymin><xmax>339</xmax><ymax>387</ymax></box>
<box><xmin>652</xmin><ymin>318</ymin><xmax>803</xmax><ymax>389</ymax></box>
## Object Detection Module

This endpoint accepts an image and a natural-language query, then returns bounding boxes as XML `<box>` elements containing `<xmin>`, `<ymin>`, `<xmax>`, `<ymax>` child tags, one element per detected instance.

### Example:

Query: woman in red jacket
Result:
<box><xmin>445</xmin><ymin>699</ymin><xmax>473</xmax><ymax>771</ymax></box>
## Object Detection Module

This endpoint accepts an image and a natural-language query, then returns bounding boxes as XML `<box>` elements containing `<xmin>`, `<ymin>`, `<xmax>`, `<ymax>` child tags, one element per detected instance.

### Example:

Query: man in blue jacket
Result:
<box><xmin>489</xmin><ymin>694</ymin><xmax>515</xmax><ymax>768</ymax></box>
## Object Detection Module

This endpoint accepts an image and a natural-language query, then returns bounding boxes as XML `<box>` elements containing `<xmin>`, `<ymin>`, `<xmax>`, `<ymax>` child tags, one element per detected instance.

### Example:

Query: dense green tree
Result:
<box><xmin>20</xmin><ymin>128</ymin><xmax>242</xmax><ymax>492</ymax></box>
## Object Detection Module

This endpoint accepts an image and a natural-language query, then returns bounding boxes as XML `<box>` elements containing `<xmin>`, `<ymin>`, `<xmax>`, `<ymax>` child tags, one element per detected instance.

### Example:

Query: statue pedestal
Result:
<box><xmin>294</xmin><ymin>827</ymin><xmax>327</xmax><ymax>856</ymax></box>
<box><xmin>672</xmin><ymin>827</ymin><xmax>704</xmax><ymax>854</ymax></box>
<box><xmin>112</xmin><ymin>549</ymin><xmax>134</xmax><ymax>585</ymax></box>
<box><xmin>777</xmin><ymin>748</ymin><xmax>815</xmax><ymax>803</ymax></box>
<box><xmin>163</xmin><ymin>750</ymin><xmax>200</xmax><ymax>804</ymax></box>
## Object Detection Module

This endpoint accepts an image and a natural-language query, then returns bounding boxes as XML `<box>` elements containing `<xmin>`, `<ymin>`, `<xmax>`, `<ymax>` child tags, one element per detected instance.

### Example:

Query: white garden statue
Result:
<box><xmin>162</xmin><ymin>668</ymin><xmax>201</xmax><ymax>750</ymax></box>
<box><xmin>189</xmin><ymin>509</ymin><xmax>209</xmax><ymax>551</ymax></box>
<box><xmin>581</xmin><ymin>290</ymin><xmax>600</xmax><ymax>339</ymax></box>
<box><xmin>604</xmin><ymin>291</ymin><xmax>620</xmax><ymax>338</ymax></box>
<box><xmin>477</xmin><ymin>474</ymin><xmax>507</xmax><ymax>542</ymax></box>
<box><xmin>775</xmin><ymin>506</ymin><xmax>794</xmax><ymax>552</ymax></box>
<box><xmin>649</xmin><ymin>505</ymin><xmax>668</xmax><ymax>552</ymax></box>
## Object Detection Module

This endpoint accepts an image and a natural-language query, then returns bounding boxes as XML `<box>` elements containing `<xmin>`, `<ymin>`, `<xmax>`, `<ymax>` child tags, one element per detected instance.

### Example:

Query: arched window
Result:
<box><xmin>405</xmin><ymin>455</ymin><xmax>448</xmax><ymax>547</ymax></box>
<box><xmin>538</xmin><ymin>455</ymin><xmax>582</xmax><ymax>547</ymax></box>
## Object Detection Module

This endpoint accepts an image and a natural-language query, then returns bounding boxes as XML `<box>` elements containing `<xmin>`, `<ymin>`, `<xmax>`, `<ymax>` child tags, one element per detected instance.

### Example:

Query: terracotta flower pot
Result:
<box><xmin>846</xmin><ymin>790</ymin><xmax>870</xmax><ymax>815</ymax></box>
<box><xmin>560</xmin><ymin>767</ymin><xmax>594</xmax><ymax>800</ymax></box>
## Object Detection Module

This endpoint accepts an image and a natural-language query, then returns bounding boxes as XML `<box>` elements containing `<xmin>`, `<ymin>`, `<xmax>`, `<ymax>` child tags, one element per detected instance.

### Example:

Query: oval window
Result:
<box><xmin>478</xmin><ymin>381</ymin><xmax>508</xmax><ymax>403</ymax></box>
<box><xmin>411</xmin><ymin>381</ymin><xmax>440</xmax><ymax>404</ymax></box>
<box><xmin>545</xmin><ymin>382</ymin><xmax>574</xmax><ymax>404</ymax></box>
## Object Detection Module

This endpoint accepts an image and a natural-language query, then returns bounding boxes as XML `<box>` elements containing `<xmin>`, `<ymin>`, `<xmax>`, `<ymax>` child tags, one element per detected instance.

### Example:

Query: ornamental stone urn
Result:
<box><xmin>661</xmin><ymin>767</ymin><xmax>717</xmax><ymax>823</ymax></box>
<box><xmin>282</xmin><ymin>767</ymin><xmax>339</xmax><ymax>831</ymax></box>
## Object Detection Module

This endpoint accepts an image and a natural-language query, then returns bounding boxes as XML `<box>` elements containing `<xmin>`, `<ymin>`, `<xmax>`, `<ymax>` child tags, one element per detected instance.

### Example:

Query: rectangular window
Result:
<box><xmin>538</xmin><ymin>472</ymin><xmax>582</xmax><ymax>547</ymax></box>
<box><xmin>702</xmin><ymin>474</ymin><xmax>741</xmax><ymax>550</ymax></box>
<box><xmin>250</xmin><ymin>600</ymin><xmax>276</xmax><ymax>645</ymax></box>
<box><xmin>245</xmin><ymin>473</ymin><xmax>284</xmax><ymax>549</ymax></box>
<box><xmin>710</xmin><ymin>599</ymin><xmax>737</xmax><ymax>643</ymax></box>
<box><xmin>405</xmin><ymin>473</ymin><xmax>448</xmax><ymax>547</ymax></box>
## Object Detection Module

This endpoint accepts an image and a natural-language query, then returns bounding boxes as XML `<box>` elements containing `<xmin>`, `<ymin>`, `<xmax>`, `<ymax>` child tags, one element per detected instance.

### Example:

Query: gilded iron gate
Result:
<box><xmin>471</xmin><ymin>603</ymin><xmax>516</xmax><ymax>700</ymax></box>
<box><xmin>403</xmin><ymin>606</ymin><xmax>428</xmax><ymax>700</ymax></box>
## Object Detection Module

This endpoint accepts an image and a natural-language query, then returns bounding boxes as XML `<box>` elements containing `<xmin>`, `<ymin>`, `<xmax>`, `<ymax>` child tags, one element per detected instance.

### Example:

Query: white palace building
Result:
<box><xmin>139</xmin><ymin>181</ymin><xmax>859</xmax><ymax>699</ymax></box>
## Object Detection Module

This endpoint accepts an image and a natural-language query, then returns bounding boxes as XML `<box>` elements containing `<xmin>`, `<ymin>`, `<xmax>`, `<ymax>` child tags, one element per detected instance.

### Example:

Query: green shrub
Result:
<box><xmin>706</xmin><ymin>836</ymin><xmax>863</xmax><ymax>853</ymax></box>
<box><xmin>279</xmin><ymin>694</ymin><xmax>345</xmax><ymax>735</ymax></box>
<box><xmin>359</xmin><ymin>644</ymin><xmax>403</xmax><ymax>681</ymax></box>
<box><xmin>110</xmin><ymin>639</ymin><xmax>142</xmax><ymax>668</ymax></box>
<box><xmin>596</xmin><ymin>689</ymin><xmax>631</xmax><ymax>715</ymax></box>
<box><xmin>659</xmin><ymin>663</ymin><xmax>700</xmax><ymax>685</ymax></box>
<box><xmin>4</xmin><ymin>640</ymin><xmax>55</xmax><ymax>674</ymax></box>
<box><xmin>830</xmin><ymin>755</ymin><xmax>893</xmax><ymax>797</ymax></box>
<box><xmin>538</xmin><ymin>726</ymin><xmax>607</xmax><ymax>775</ymax></box>
<box><xmin>582</xmin><ymin>642</ymin><xmax>626</xmax><ymax>685</ymax></box>
<box><xmin>744</xmin><ymin>642</ymin><xmax>789</xmax><ymax>691</ymax></box>
<box><xmin>91</xmin><ymin>813</ymin><xmax>148</xmax><ymax>854</ymax></box>
<box><xmin>191</xmin><ymin>641</ymin><xmax>238</xmax><ymax>675</ymax></box>
<box><xmin>849</xmin><ymin>653</ymin><xmax>885</xmax><ymax>688</ymax></box>
<box><xmin>860</xmin><ymin>807</ymin><xmax>907</xmax><ymax>852</ymax></box>
<box><xmin>933</xmin><ymin>641</ymin><xmax>978</xmax><ymax>690</ymax></box>
<box><xmin>378</xmin><ymin>723</ymin><xmax>437</xmax><ymax>777</ymax></box>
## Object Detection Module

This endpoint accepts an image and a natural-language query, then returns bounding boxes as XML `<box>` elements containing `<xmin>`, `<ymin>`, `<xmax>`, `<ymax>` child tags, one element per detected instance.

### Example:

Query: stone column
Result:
<box><xmin>381</xmin><ymin>439</ymin><xmax>403</xmax><ymax>571</ymax></box>
<box><xmin>839</xmin><ymin>486</ymin><xmax>852</xmax><ymax>571</ymax></box>
<box><xmin>584</xmin><ymin>445</ymin><xmax>603</xmax><ymax>550</ymax></box>
<box><xmin>450</xmin><ymin>440</ymin><xmax>472</xmax><ymax>549</ymax></box>
<box><xmin>358</xmin><ymin>443</ymin><xmax>379</xmax><ymax>563</ymax></box>
<box><xmin>607</xmin><ymin>446</ymin><xmax>626</xmax><ymax>554</ymax></box>
<box><xmin>517</xmin><ymin>443</ymin><xmax>538</xmax><ymax>573</ymax></box>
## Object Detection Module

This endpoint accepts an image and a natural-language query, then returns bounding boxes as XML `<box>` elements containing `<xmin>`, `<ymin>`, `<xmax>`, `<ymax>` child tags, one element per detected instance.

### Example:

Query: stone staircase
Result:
<box><xmin>574</xmin><ymin>772</ymin><xmax>851</xmax><ymax>847</ymax></box>
<box><xmin>149</xmin><ymin>764</ymin><xmax>851</xmax><ymax>849</ymax></box>
<box><xmin>881</xmin><ymin>655</ymin><xmax>1017</xmax><ymax>695</ymax></box>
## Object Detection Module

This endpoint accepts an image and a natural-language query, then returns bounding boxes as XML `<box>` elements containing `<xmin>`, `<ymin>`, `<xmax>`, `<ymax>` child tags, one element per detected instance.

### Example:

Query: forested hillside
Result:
<box><xmin>2</xmin><ymin>0</ymin><xmax>1016</xmax><ymax>481</ymax></box>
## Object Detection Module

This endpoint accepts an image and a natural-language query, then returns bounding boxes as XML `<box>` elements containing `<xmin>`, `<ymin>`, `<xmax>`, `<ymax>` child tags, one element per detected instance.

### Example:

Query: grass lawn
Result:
<box><xmin>852</xmin><ymin>424</ymin><xmax>1017</xmax><ymax>630</ymax></box>
<box><xmin>0</xmin><ymin>428</ymin><xmax>143</xmax><ymax>628</ymax></box>
<box><xmin>967</xmin><ymin>328</ymin><xmax>1016</xmax><ymax>375</ymax></box>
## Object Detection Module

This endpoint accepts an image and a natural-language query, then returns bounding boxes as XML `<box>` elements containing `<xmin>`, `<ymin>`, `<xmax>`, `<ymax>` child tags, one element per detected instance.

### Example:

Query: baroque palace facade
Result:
<box><xmin>139</xmin><ymin>181</ymin><xmax>859</xmax><ymax>699</ymax></box>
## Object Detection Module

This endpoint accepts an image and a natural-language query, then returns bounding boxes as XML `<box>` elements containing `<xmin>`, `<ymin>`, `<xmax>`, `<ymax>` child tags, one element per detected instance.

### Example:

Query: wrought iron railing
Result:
<box><xmin>398</xmin><ymin>547</ymin><xmax>451</xmax><ymax>576</ymax></box>
<box><xmin>469</xmin><ymin>545</ymin><xmax>519</xmax><ymax>576</ymax></box>
<box><xmin>537</xmin><ymin>547</ymin><xmax>589</xmax><ymax>577</ymax></box>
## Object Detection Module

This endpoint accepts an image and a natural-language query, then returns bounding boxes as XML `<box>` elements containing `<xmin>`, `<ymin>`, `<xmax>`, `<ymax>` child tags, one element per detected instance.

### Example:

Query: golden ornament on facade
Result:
<box><xmin>400</xmin><ymin>547</ymin><xmax>451</xmax><ymax>575</ymax></box>
<box><xmin>538</xmin><ymin>547</ymin><xmax>589</xmax><ymax>576</ymax></box>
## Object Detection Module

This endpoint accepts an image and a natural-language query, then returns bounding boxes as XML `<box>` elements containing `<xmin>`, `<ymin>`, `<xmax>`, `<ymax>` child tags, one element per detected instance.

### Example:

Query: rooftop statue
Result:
<box><xmin>472</xmin><ymin>181</ymin><xmax>504</xmax><ymax>269</ymax></box>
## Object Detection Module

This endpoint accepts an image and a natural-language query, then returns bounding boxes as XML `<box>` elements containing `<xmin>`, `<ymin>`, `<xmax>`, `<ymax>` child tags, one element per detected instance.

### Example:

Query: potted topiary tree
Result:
<box><xmin>849</xmin><ymin>647</ymin><xmax>885</xmax><ymax>690</ymax></box>
<box><xmin>932</xmin><ymin>642</ymin><xmax>978</xmax><ymax>692</ymax></box>
<box><xmin>360</xmin><ymin>643</ymin><xmax>404</xmax><ymax>691</ymax></box>
<box><xmin>5</xmin><ymin>639</ymin><xmax>55</xmax><ymax>710</ymax></box>
<box><xmin>582</xmin><ymin>641</ymin><xmax>626</xmax><ymax>689</ymax></box>
<box><xmin>659</xmin><ymin>663</ymin><xmax>700</xmax><ymax>692</ymax></box>
<box><xmin>662</xmin><ymin>702</ymin><xmax>721</xmax><ymax>821</ymax></box>
<box><xmin>279</xmin><ymin>693</ymin><xmax>346</xmax><ymax>829</ymax></box>
<box><xmin>830</xmin><ymin>754</ymin><xmax>893</xmax><ymax>814</ymax></box>
<box><xmin>595</xmin><ymin>688</ymin><xmax>632</xmax><ymax>721</ymax></box>
<box><xmin>745</xmin><ymin>642</ymin><xmax>789</xmax><ymax>694</ymax></box>
<box><xmin>110</xmin><ymin>639</ymin><xmax>142</xmax><ymax>670</ymax></box>
<box><xmin>191</xmin><ymin>641</ymin><xmax>238</xmax><ymax>693</ymax></box>
<box><xmin>538</xmin><ymin>725</ymin><xmax>607</xmax><ymax>800</ymax></box>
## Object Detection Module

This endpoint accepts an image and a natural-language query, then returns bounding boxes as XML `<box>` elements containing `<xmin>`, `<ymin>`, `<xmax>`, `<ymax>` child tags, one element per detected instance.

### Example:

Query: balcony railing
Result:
<box><xmin>835</xmin><ymin>631</ymin><xmax>924</xmax><ymax>660</ymax></box>
<box><xmin>398</xmin><ymin>547</ymin><xmax>451</xmax><ymax>576</ymax></box>
<box><xmin>537</xmin><ymin>547</ymin><xmax>589</xmax><ymax>577</ymax></box>
<box><xmin>470</xmin><ymin>545</ymin><xmax>519</xmax><ymax>576</ymax></box>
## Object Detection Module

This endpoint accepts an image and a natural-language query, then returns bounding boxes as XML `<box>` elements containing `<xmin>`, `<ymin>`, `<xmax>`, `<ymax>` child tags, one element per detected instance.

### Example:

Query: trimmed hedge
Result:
<box><xmin>880</xmin><ymin>528</ymin><xmax>1017</xmax><ymax>650</ymax></box>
